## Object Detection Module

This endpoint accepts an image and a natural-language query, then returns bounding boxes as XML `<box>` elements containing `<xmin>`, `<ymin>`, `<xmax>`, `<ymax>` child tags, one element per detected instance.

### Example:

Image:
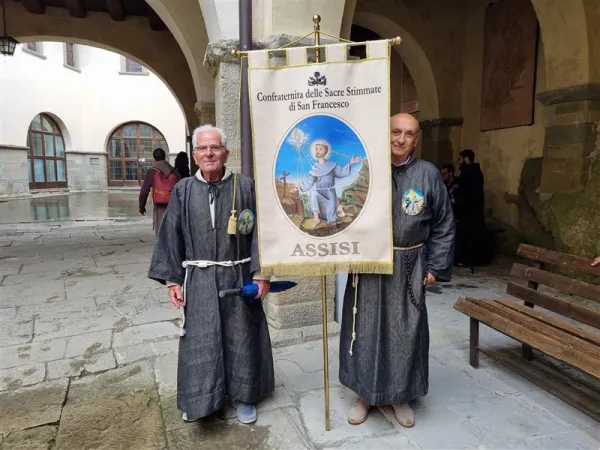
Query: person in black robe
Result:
<box><xmin>340</xmin><ymin>113</ymin><xmax>455</xmax><ymax>428</ymax></box>
<box><xmin>453</xmin><ymin>149</ymin><xmax>492</xmax><ymax>266</ymax></box>
<box><xmin>147</xmin><ymin>124</ymin><xmax>274</xmax><ymax>425</ymax></box>
<box><xmin>174</xmin><ymin>151</ymin><xmax>191</xmax><ymax>179</ymax></box>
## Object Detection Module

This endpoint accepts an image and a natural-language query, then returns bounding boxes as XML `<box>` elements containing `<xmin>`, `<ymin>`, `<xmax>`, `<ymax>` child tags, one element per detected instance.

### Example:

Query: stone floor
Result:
<box><xmin>0</xmin><ymin>215</ymin><xmax>599</xmax><ymax>449</ymax></box>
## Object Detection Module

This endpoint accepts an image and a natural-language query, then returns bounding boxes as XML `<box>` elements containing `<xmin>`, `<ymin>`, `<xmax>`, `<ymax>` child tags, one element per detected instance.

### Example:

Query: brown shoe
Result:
<box><xmin>348</xmin><ymin>397</ymin><xmax>370</xmax><ymax>425</ymax></box>
<box><xmin>391</xmin><ymin>403</ymin><xmax>415</xmax><ymax>427</ymax></box>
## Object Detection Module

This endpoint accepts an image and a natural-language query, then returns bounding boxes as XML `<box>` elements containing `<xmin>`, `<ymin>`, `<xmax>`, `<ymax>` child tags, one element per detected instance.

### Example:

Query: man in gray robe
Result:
<box><xmin>148</xmin><ymin>124</ymin><xmax>274</xmax><ymax>425</ymax></box>
<box><xmin>339</xmin><ymin>113</ymin><xmax>455</xmax><ymax>427</ymax></box>
<box><xmin>299</xmin><ymin>141</ymin><xmax>361</xmax><ymax>227</ymax></box>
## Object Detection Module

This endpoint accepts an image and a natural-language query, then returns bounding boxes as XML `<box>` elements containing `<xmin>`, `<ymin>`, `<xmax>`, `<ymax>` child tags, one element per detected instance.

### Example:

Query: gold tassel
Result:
<box><xmin>257</xmin><ymin>261</ymin><xmax>394</xmax><ymax>277</ymax></box>
<box><xmin>227</xmin><ymin>210</ymin><xmax>237</xmax><ymax>235</ymax></box>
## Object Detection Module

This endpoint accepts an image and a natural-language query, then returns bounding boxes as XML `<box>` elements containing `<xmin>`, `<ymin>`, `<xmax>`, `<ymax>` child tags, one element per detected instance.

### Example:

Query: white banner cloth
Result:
<box><xmin>247</xmin><ymin>40</ymin><xmax>393</xmax><ymax>276</ymax></box>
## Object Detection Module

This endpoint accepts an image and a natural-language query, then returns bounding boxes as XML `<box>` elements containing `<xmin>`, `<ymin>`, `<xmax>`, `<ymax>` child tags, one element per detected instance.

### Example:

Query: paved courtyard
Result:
<box><xmin>0</xmin><ymin>209</ymin><xmax>598</xmax><ymax>449</ymax></box>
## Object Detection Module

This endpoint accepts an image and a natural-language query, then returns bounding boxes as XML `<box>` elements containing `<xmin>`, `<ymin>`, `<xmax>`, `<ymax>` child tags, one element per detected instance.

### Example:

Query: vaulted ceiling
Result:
<box><xmin>14</xmin><ymin>0</ymin><xmax>166</xmax><ymax>31</ymax></box>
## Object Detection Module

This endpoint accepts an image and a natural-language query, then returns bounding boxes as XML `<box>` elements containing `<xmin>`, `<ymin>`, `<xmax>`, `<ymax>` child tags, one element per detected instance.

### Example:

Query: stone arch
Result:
<box><xmin>530</xmin><ymin>0</ymin><xmax>592</xmax><ymax>89</ymax></box>
<box><xmin>352</xmin><ymin>11</ymin><xmax>439</xmax><ymax>120</ymax></box>
<box><xmin>145</xmin><ymin>0</ymin><xmax>214</xmax><ymax>105</ymax></box>
<box><xmin>7</xmin><ymin>1</ymin><xmax>197</xmax><ymax>130</ymax></box>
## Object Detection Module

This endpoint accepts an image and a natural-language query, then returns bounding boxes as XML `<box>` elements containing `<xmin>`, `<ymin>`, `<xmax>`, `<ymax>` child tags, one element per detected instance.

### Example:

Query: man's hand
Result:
<box><xmin>168</xmin><ymin>285</ymin><xmax>185</xmax><ymax>308</ymax></box>
<box><xmin>423</xmin><ymin>272</ymin><xmax>436</xmax><ymax>286</ymax></box>
<box><xmin>254</xmin><ymin>280</ymin><xmax>271</xmax><ymax>298</ymax></box>
<box><xmin>592</xmin><ymin>257</ymin><xmax>600</xmax><ymax>267</ymax></box>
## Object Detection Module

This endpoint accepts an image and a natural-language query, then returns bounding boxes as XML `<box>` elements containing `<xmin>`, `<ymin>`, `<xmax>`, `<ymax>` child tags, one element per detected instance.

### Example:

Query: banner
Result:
<box><xmin>247</xmin><ymin>40</ymin><xmax>393</xmax><ymax>276</ymax></box>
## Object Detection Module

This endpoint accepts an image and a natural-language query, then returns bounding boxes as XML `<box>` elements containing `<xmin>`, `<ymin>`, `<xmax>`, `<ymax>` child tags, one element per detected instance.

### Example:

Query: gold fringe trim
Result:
<box><xmin>258</xmin><ymin>261</ymin><xmax>393</xmax><ymax>277</ymax></box>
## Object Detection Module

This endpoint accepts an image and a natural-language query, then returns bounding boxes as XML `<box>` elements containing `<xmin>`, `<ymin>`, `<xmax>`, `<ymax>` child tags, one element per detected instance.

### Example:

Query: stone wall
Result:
<box><xmin>264</xmin><ymin>276</ymin><xmax>336</xmax><ymax>330</ymax></box>
<box><xmin>0</xmin><ymin>146</ymin><xmax>30</xmax><ymax>198</ymax></box>
<box><xmin>460</xmin><ymin>0</ymin><xmax>547</xmax><ymax>231</ymax></box>
<box><xmin>66</xmin><ymin>152</ymin><xmax>107</xmax><ymax>192</ymax></box>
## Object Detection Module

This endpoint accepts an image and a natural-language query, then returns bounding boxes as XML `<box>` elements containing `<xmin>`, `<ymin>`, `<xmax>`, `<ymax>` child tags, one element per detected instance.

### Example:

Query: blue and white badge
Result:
<box><xmin>402</xmin><ymin>188</ymin><xmax>425</xmax><ymax>216</ymax></box>
<box><xmin>238</xmin><ymin>209</ymin><xmax>255</xmax><ymax>235</ymax></box>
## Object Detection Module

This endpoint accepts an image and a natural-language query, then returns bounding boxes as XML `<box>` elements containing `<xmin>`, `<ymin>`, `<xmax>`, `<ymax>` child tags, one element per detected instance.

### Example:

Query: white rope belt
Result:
<box><xmin>393</xmin><ymin>243</ymin><xmax>424</xmax><ymax>251</ymax></box>
<box><xmin>178</xmin><ymin>257</ymin><xmax>251</xmax><ymax>337</ymax></box>
<box><xmin>349</xmin><ymin>242</ymin><xmax>424</xmax><ymax>356</ymax></box>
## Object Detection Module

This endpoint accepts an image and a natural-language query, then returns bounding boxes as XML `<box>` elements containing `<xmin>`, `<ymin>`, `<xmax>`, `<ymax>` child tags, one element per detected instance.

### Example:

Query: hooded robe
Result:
<box><xmin>147</xmin><ymin>171</ymin><xmax>274</xmax><ymax>420</ymax></box>
<box><xmin>339</xmin><ymin>157</ymin><xmax>455</xmax><ymax>405</ymax></box>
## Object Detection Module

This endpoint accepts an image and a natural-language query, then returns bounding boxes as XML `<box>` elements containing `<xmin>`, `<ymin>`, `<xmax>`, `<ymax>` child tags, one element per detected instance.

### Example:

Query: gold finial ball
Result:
<box><xmin>313</xmin><ymin>15</ymin><xmax>321</xmax><ymax>24</ymax></box>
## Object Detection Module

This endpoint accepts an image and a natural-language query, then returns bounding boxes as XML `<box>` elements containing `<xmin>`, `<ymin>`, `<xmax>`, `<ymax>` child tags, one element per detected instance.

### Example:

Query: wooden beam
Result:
<box><xmin>63</xmin><ymin>0</ymin><xmax>86</xmax><ymax>18</ymax></box>
<box><xmin>453</xmin><ymin>297</ymin><xmax>600</xmax><ymax>378</ymax></box>
<box><xmin>517</xmin><ymin>243</ymin><xmax>600</xmax><ymax>277</ymax></box>
<box><xmin>147</xmin><ymin>8</ymin><xmax>166</xmax><ymax>31</ymax></box>
<box><xmin>496</xmin><ymin>298</ymin><xmax>600</xmax><ymax>347</ymax></box>
<box><xmin>506</xmin><ymin>282</ymin><xmax>600</xmax><ymax>329</ymax></box>
<box><xmin>105</xmin><ymin>0</ymin><xmax>125</xmax><ymax>21</ymax></box>
<box><xmin>511</xmin><ymin>263</ymin><xmax>600</xmax><ymax>303</ymax></box>
<box><xmin>21</xmin><ymin>0</ymin><xmax>45</xmax><ymax>14</ymax></box>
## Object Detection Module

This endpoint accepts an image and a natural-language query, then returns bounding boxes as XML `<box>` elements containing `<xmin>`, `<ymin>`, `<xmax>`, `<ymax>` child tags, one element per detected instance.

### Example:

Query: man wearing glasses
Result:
<box><xmin>148</xmin><ymin>124</ymin><xmax>273</xmax><ymax>425</ymax></box>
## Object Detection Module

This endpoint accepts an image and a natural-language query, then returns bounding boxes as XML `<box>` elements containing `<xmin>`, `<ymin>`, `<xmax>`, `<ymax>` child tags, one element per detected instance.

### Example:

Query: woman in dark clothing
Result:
<box><xmin>174</xmin><ymin>151</ymin><xmax>191</xmax><ymax>178</ymax></box>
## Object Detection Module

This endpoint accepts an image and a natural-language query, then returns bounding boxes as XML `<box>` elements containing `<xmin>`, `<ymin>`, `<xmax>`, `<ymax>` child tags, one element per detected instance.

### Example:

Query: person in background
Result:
<box><xmin>139</xmin><ymin>148</ymin><xmax>180</xmax><ymax>236</ymax></box>
<box><xmin>453</xmin><ymin>149</ymin><xmax>490</xmax><ymax>266</ymax></box>
<box><xmin>440</xmin><ymin>164</ymin><xmax>459</xmax><ymax>203</ymax></box>
<box><xmin>175</xmin><ymin>151</ymin><xmax>191</xmax><ymax>179</ymax></box>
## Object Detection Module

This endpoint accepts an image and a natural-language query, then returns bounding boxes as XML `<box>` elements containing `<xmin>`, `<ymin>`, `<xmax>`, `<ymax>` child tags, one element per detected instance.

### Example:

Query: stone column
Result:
<box><xmin>536</xmin><ymin>84</ymin><xmax>600</xmax><ymax>193</ymax></box>
<box><xmin>65</xmin><ymin>152</ymin><xmax>107</xmax><ymax>192</ymax></box>
<box><xmin>194</xmin><ymin>101</ymin><xmax>216</xmax><ymax>126</ymax></box>
<box><xmin>0</xmin><ymin>145</ymin><xmax>30</xmax><ymax>198</ymax></box>
<box><xmin>419</xmin><ymin>117</ymin><xmax>463</xmax><ymax>167</ymax></box>
<box><xmin>204</xmin><ymin>35</ymin><xmax>339</xmax><ymax>338</ymax></box>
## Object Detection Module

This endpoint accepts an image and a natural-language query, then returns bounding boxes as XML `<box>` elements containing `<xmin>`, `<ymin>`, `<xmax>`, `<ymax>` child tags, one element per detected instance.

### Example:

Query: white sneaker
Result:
<box><xmin>182</xmin><ymin>412</ymin><xmax>198</xmax><ymax>422</ymax></box>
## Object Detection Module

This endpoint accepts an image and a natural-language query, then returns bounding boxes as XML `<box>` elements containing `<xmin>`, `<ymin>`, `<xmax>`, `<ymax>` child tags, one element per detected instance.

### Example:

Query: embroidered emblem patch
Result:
<box><xmin>238</xmin><ymin>209</ymin><xmax>255</xmax><ymax>235</ymax></box>
<box><xmin>402</xmin><ymin>188</ymin><xmax>425</xmax><ymax>216</ymax></box>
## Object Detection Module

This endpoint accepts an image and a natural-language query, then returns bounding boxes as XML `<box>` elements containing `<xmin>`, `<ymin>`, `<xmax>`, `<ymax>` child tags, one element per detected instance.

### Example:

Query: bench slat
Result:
<box><xmin>506</xmin><ymin>282</ymin><xmax>600</xmax><ymax>329</ymax></box>
<box><xmin>511</xmin><ymin>263</ymin><xmax>600</xmax><ymax>303</ymax></box>
<box><xmin>495</xmin><ymin>298</ymin><xmax>600</xmax><ymax>347</ymax></box>
<box><xmin>473</xmin><ymin>299</ymin><xmax>600</xmax><ymax>361</ymax></box>
<box><xmin>517</xmin><ymin>244</ymin><xmax>600</xmax><ymax>277</ymax></box>
<box><xmin>454</xmin><ymin>297</ymin><xmax>600</xmax><ymax>378</ymax></box>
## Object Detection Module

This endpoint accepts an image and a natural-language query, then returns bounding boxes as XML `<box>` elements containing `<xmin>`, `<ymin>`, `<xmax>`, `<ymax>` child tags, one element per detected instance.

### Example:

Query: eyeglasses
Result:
<box><xmin>193</xmin><ymin>145</ymin><xmax>225</xmax><ymax>153</ymax></box>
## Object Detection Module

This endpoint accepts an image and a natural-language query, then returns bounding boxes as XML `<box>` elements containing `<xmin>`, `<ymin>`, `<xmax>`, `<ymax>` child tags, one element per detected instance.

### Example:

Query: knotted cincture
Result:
<box><xmin>178</xmin><ymin>257</ymin><xmax>252</xmax><ymax>336</ymax></box>
<box><xmin>349</xmin><ymin>272</ymin><xmax>360</xmax><ymax>356</ymax></box>
<box><xmin>348</xmin><ymin>243</ymin><xmax>426</xmax><ymax>354</ymax></box>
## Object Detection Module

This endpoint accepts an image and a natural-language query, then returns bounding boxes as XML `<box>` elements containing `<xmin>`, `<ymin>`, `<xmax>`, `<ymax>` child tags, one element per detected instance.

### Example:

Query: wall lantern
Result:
<box><xmin>0</xmin><ymin>0</ymin><xmax>18</xmax><ymax>56</ymax></box>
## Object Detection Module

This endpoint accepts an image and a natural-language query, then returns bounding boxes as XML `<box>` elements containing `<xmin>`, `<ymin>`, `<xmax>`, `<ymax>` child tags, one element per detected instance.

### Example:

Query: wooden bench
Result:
<box><xmin>453</xmin><ymin>244</ymin><xmax>600</xmax><ymax>415</ymax></box>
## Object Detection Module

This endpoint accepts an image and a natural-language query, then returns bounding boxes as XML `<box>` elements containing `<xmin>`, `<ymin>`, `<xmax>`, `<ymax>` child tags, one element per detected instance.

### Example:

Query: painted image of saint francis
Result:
<box><xmin>299</xmin><ymin>140</ymin><xmax>362</xmax><ymax>228</ymax></box>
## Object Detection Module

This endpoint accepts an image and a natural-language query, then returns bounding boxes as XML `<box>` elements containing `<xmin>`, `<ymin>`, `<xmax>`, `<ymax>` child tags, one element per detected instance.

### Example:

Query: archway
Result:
<box><xmin>5</xmin><ymin>1</ymin><xmax>199</xmax><ymax>131</ymax></box>
<box><xmin>352</xmin><ymin>11</ymin><xmax>440</xmax><ymax>121</ymax></box>
<box><xmin>145</xmin><ymin>0</ymin><xmax>214</xmax><ymax>106</ymax></box>
<box><xmin>530</xmin><ymin>0</ymin><xmax>593</xmax><ymax>90</ymax></box>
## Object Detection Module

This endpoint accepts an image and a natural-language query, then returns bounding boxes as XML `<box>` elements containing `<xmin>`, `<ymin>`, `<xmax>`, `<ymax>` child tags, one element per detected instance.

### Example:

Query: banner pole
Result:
<box><xmin>312</xmin><ymin>14</ymin><xmax>331</xmax><ymax>433</ymax></box>
<box><xmin>239</xmin><ymin>0</ymin><xmax>253</xmax><ymax>177</ymax></box>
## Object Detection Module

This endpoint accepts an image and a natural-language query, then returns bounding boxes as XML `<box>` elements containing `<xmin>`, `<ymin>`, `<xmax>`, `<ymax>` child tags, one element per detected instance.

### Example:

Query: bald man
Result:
<box><xmin>339</xmin><ymin>113</ymin><xmax>456</xmax><ymax>427</ymax></box>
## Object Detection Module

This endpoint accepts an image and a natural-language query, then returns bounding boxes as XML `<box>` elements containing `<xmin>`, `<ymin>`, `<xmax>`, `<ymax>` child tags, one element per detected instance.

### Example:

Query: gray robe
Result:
<box><xmin>148</xmin><ymin>173</ymin><xmax>274</xmax><ymax>420</ymax></box>
<box><xmin>339</xmin><ymin>157</ymin><xmax>455</xmax><ymax>405</ymax></box>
